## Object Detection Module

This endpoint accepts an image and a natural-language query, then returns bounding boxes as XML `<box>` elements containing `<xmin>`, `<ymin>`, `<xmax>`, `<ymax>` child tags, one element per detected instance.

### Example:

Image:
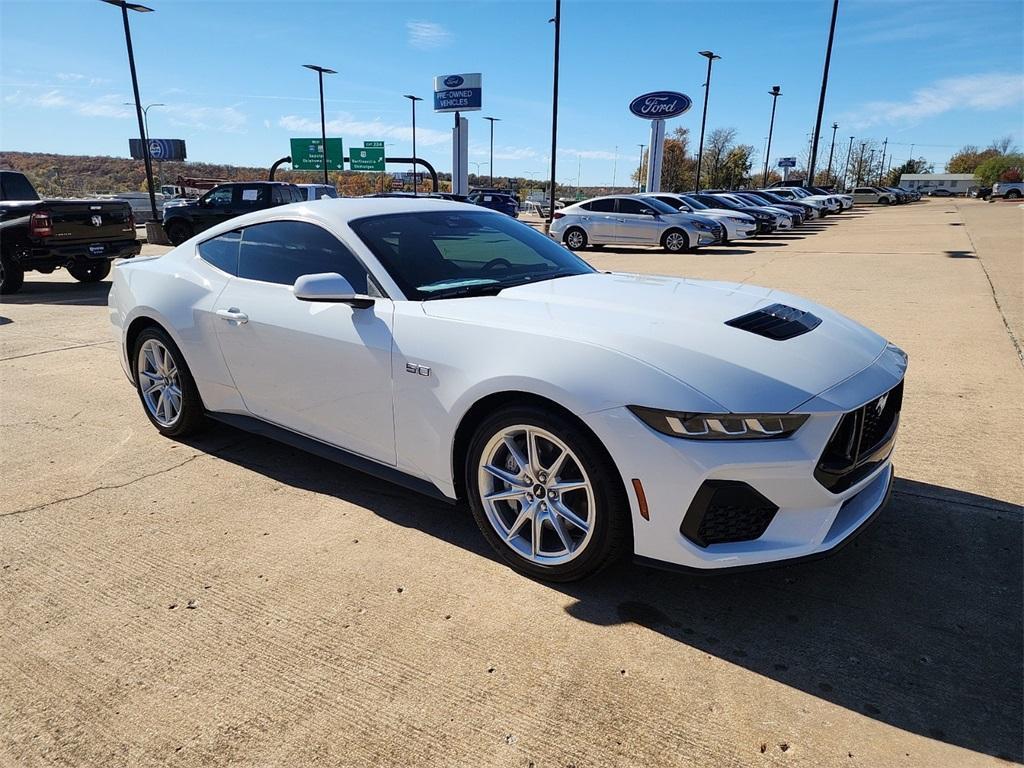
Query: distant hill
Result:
<box><xmin>0</xmin><ymin>150</ymin><xmax>403</xmax><ymax>197</ymax></box>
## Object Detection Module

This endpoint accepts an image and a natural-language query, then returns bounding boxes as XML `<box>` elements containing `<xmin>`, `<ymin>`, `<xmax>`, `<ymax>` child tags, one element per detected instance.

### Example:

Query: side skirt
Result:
<box><xmin>207</xmin><ymin>412</ymin><xmax>455</xmax><ymax>504</ymax></box>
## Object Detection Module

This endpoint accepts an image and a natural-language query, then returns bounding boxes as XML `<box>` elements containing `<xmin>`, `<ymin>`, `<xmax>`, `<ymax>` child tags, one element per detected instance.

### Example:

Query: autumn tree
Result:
<box><xmin>975</xmin><ymin>153</ymin><xmax>1024</xmax><ymax>185</ymax></box>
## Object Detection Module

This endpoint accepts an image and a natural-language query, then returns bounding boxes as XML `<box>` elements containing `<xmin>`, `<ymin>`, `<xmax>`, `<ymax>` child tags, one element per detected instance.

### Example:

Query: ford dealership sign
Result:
<box><xmin>434</xmin><ymin>73</ymin><xmax>482</xmax><ymax>112</ymax></box>
<box><xmin>629</xmin><ymin>91</ymin><xmax>692</xmax><ymax>120</ymax></box>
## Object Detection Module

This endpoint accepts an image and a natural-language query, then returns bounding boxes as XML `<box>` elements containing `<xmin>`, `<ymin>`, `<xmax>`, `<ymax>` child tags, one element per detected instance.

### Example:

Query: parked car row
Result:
<box><xmin>850</xmin><ymin>185</ymin><xmax>921</xmax><ymax>204</ymax></box>
<box><xmin>548</xmin><ymin>186</ymin><xmax>855</xmax><ymax>253</ymax></box>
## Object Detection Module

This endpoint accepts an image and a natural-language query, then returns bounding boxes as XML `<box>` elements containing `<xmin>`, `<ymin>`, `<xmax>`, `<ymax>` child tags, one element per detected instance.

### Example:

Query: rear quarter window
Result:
<box><xmin>197</xmin><ymin>230</ymin><xmax>241</xmax><ymax>275</ymax></box>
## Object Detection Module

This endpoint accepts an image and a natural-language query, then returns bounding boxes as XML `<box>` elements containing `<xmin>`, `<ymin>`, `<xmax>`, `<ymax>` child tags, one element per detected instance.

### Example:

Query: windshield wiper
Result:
<box><xmin>421</xmin><ymin>282</ymin><xmax>509</xmax><ymax>300</ymax></box>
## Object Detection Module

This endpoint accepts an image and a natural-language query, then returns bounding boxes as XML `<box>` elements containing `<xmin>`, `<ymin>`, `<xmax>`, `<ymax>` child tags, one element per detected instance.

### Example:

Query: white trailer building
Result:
<box><xmin>899</xmin><ymin>173</ymin><xmax>976</xmax><ymax>195</ymax></box>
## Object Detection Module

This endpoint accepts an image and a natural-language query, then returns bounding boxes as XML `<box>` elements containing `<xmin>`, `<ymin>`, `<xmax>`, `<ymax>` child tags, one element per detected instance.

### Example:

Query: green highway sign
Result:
<box><xmin>289</xmin><ymin>138</ymin><xmax>344</xmax><ymax>171</ymax></box>
<box><xmin>363</xmin><ymin>141</ymin><xmax>385</xmax><ymax>148</ymax></box>
<box><xmin>349</xmin><ymin>146</ymin><xmax>385</xmax><ymax>172</ymax></box>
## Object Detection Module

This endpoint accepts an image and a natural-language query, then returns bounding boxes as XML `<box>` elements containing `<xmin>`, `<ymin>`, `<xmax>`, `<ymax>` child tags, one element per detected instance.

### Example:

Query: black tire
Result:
<box><xmin>165</xmin><ymin>219</ymin><xmax>194</xmax><ymax>246</ymax></box>
<box><xmin>563</xmin><ymin>227</ymin><xmax>588</xmax><ymax>251</ymax></box>
<box><xmin>132</xmin><ymin>326</ymin><xmax>206</xmax><ymax>438</ymax></box>
<box><xmin>465</xmin><ymin>404</ymin><xmax>631</xmax><ymax>582</ymax></box>
<box><xmin>0</xmin><ymin>252</ymin><xmax>24</xmax><ymax>295</ymax></box>
<box><xmin>67</xmin><ymin>260</ymin><xmax>111</xmax><ymax>283</ymax></box>
<box><xmin>880</xmin><ymin>197</ymin><xmax>891</xmax><ymax>205</ymax></box>
<box><xmin>1006</xmin><ymin>189</ymin><xmax>1021</xmax><ymax>200</ymax></box>
<box><xmin>662</xmin><ymin>228</ymin><xmax>690</xmax><ymax>253</ymax></box>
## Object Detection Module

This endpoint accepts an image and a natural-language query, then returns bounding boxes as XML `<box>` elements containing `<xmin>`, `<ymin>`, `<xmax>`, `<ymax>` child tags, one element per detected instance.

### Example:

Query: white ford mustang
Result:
<box><xmin>109</xmin><ymin>198</ymin><xmax>906</xmax><ymax>581</ymax></box>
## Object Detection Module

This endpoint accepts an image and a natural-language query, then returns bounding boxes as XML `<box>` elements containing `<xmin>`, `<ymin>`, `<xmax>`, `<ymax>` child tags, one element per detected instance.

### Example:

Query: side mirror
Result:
<box><xmin>678</xmin><ymin>204</ymin><xmax>692</xmax><ymax>212</ymax></box>
<box><xmin>640</xmin><ymin>208</ymin><xmax>656</xmax><ymax>216</ymax></box>
<box><xmin>293</xmin><ymin>272</ymin><xmax>374</xmax><ymax>308</ymax></box>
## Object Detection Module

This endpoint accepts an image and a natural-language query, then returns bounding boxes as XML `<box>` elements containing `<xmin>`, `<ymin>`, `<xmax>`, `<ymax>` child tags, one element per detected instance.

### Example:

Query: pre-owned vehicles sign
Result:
<box><xmin>433</xmin><ymin>73</ymin><xmax>482</xmax><ymax>112</ymax></box>
<box><xmin>628</xmin><ymin>92</ymin><xmax>692</xmax><ymax>120</ymax></box>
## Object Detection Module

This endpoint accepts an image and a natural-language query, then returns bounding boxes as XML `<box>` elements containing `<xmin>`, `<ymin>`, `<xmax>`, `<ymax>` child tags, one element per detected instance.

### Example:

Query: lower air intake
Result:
<box><xmin>681</xmin><ymin>481</ymin><xmax>779</xmax><ymax>548</ymax></box>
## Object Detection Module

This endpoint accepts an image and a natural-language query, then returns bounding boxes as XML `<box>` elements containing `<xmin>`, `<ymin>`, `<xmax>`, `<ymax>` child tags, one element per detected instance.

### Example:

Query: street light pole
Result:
<box><xmin>856</xmin><ymin>142</ymin><xmax>867</xmax><ymax>184</ymax></box>
<box><xmin>636</xmin><ymin>144</ymin><xmax>645</xmax><ymax>192</ymax></box>
<box><xmin>484</xmin><ymin>116</ymin><xmax>500</xmax><ymax>187</ymax></box>
<box><xmin>403</xmin><ymin>95</ymin><xmax>423</xmax><ymax>196</ymax></box>
<box><xmin>101</xmin><ymin>0</ymin><xmax>158</xmax><ymax>225</ymax></box>
<box><xmin>825</xmin><ymin>121</ymin><xmax>839</xmax><ymax>187</ymax></box>
<box><xmin>546</xmin><ymin>0</ymin><xmax>561</xmax><ymax>229</ymax></box>
<box><xmin>694</xmin><ymin>50</ymin><xmax>720</xmax><ymax>192</ymax></box>
<box><xmin>843</xmin><ymin>135</ymin><xmax>854</xmax><ymax>190</ymax></box>
<box><xmin>303</xmin><ymin>64</ymin><xmax>337</xmax><ymax>186</ymax></box>
<box><xmin>878</xmin><ymin>137</ymin><xmax>888</xmax><ymax>184</ymax></box>
<box><xmin>808</xmin><ymin>0</ymin><xmax>840</xmax><ymax>182</ymax></box>
<box><xmin>762</xmin><ymin>85</ymin><xmax>782</xmax><ymax>187</ymax></box>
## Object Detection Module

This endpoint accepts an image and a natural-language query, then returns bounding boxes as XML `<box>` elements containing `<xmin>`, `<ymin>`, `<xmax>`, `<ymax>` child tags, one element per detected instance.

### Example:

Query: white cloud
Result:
<box><xmin>278</xmin><ymin>113</ymin><xmax>449</xmax><ymax>146</ymax></box>
<box><xmin>406</xmin><ymin>20</ymin><xmax>452</xmax><ymax>50</ymax></box>
<box><xmin>6</xmin><ymin>87</ymin><xmax>247</xmax><ymax>132</ymax></box>
<box><xmin>470</xmin><ymin>143</ymin><xmax>539</xmax><ymax>161</ymax></box>
<box><xmin>559</xmin><ymin>148</ymin><xmax>621</xmax><ymax>161</ymax></box>
<box><xmin>56</xmin><ymin>72</ymin><xmax>85</xmax><ymax>82</ymax></box>
<box><xmin>845</xmin><ymin>72</ymin><xmax>1024</xmax><ymax>129</ymax></box>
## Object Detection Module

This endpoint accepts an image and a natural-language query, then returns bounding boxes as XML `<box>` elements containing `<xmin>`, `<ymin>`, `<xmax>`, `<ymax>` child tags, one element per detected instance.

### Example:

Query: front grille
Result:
<box><xmin>725</xmin><ymin>303</ymin><xmax>823</xmax><ymax>341</ymax></box>
<box><xmin>681</xmin><ymin>481</ymin><xmax>779</xmax><ymax>548</ymax></box>
<box><xmin>815</xmin><ymin>380</ymin><xmax>903</xmax><ymax>493</ymax></box>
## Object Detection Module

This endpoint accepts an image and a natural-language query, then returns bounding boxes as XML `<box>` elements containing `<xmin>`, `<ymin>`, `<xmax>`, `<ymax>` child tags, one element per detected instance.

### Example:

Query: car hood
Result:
<box><xmin>696</xmin><ymin>208</ymin><xmax>755</xmax><ymax>221</ymax></box>
<box><xmin>422</xmin><ymin>272</ymin><xmax>887</xmax><ymax>413</ymax></box>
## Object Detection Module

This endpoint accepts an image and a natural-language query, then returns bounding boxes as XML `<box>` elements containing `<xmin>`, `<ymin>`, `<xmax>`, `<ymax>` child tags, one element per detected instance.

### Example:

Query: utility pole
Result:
<box><xmin>484</xmin><ymin>116</ymin><xmax>500</xmax><ymax>186</ymax></box>
<box><xmin>694</xmin><ymin>50</ymin><xmax>721</xmax><ymax>192</ymax></box>
<box><xmin>856</xmin><ymin>141</ymin><xmax>867</xmax><ymax>184</ymax></box>
<box><xmin>611</xmin><ymin>145</ymin><xmax>618</xmax><ymax>188</ymax></box>
<box><xmin>825</xmin><ymin>121</ymin><xmax>839</xmax><ymax>187</ymax></box>
<box><xmin>762</xmin><ymin>85</ymin><xmax>782</xmax><ymax>187</ymax></box>
<box><xmin>878</xmin><ymin>137</ymin><xmax>888</xmax><ymax>184</ymax></box>
<box><xmin>808</xmin><ymin>0</ymin><xmax>840</xmax><ymax>182</ymax></box>
<box><xmin>546</xmin><ymin>0</ymin><xmax>561</xmax><ymax>229</ymax></box>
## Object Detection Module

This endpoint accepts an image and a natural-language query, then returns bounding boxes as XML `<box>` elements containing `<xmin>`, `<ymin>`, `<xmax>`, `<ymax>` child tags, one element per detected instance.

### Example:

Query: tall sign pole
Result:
<box><xmin>825</xmin><ymin>121</ymin><xmax>839</xmax><ymax>187</ymax></box>
<box><xmin>629</xmin><ymin>92</ymin><xmax>692</xmax><ymax>194</ymax></box>
<box><xmin>694</xmin><ymin>50</ymin><xmax>720</xmax><ymax>192</ymax></box>
<box><xmin>843</xmin><ymin>135</ymin><xmax>854</xmax><ymax>190</ymax></box>
<box><xmin>546</xmin><ymin>0</ymin><xmax>561</xmax><ymax>228</ymax></box>
<box><xmin>808</xmin><ymin>0</ymin><xmax>839</xmax><ymax>182</ymax></box>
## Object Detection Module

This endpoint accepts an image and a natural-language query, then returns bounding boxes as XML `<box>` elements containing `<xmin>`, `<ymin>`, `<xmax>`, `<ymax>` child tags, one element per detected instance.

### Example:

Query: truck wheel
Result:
<box><xmin>165</xmin><ymin>219</ymin><xmax>193</xmax><ymax>246</ymax></box>
<box><xmin>1006</xmin><ymin>189</ymin><xmax>1022</xmax><ymax>200</ymax></box>
<box><xmin>0</xmin><ymin>253</ymin><xmax>24</xmax><ymax>294</ymax></box>
<box><xmin>68</xmin><ymin>261</ymin><xmax>111</xmax><ymax>283</ymax></box>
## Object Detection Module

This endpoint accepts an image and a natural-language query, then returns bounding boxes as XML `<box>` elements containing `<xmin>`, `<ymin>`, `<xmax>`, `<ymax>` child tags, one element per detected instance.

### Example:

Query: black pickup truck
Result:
<box><xmin>0</xmin><ymin>170</ymin><xmax>141</xmax><ymax>294</ymax></box>
<box><xmin>162</xmin><ymin>181</ymin><xmax>304</xmax><ymax>245</ymax></box>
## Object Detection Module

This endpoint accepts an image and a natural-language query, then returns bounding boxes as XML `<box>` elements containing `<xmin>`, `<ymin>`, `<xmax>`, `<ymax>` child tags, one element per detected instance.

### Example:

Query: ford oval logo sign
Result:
<box><xmin>629</xmin><ymin>91</ymin><xmax>692</xmax><ymax>120</ymax></box>
<box><xmin>444</xmin><ymin>75</ymin><xmax>464</xmax><ymax>88</ymax></box>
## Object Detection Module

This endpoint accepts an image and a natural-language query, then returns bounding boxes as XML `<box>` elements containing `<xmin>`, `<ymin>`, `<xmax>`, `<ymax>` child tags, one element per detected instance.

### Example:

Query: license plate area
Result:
<box><xmin>89</xmin><ymin>243</ymin><xmax>106</xmax><ymax>255</ymax></box>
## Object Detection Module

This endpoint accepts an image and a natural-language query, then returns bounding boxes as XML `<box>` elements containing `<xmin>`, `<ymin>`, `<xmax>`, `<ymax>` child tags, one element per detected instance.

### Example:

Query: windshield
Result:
<box><xmin>349</xmin><ymin>209</ymin><xmax>595</xmax><ymax>300</ymax></box>
<box><xmin>755</xmin><ymin>191</ymin><xmax>785</xmax><ymax>203</ymax></box>
<box><xmin>678</xmin><ymin>194</ymin><xmax>708</xmax><ymax>210</ymax></box>
<box><xmin>736</xmin><ymin>193</ymin><xmax>768</xmax><ymax>205</ymax></box>
<box><xmin>790</xmin><ymin>188</ymin><xmax>812</xmax><ymax>197</ymax></box>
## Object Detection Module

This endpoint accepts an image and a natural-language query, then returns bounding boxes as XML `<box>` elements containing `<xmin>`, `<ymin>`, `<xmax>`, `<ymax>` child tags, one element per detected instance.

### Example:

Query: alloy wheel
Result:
<box><xmin>566</xmin><ymin>229</ymin><xmax>585</xmax><ymax>249</ymax></box>
<box><xmin>665</xmin><ymin>231</ymin><xmax>686</xmax><ymax>252</ymax></box>
<box><xmin>477</xmin><ymin>425</ymin><xmax>596</xmax><ymax>566</ymax></box>
<box><xmin>137</xmin><ymin>338</ymin><xmax>183</xmax><ymax>427</ymax></box>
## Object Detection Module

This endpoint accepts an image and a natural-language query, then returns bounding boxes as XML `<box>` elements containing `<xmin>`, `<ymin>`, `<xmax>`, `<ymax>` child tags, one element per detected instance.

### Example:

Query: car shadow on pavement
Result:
<box><xmin>945</xmin><ymin>250</ymin><xmax>977</xmax><ymax>259</ymax></box>
<box><xmin>0</xmin><ymin>279</ymin><xmax>111</xmax><ymax>307</ymax></box>
<box><xmin>187</xmin><ymin>426</ymin><xmax>1022</xmax><ymax>762</ymax></box>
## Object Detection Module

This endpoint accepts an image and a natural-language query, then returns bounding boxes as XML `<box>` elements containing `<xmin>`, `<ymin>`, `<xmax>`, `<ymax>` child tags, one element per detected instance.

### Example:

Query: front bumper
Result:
<box><xmin>585</xmin><ymin>344</ymin><xmax>906</xmax><ymax>571</ymax></box>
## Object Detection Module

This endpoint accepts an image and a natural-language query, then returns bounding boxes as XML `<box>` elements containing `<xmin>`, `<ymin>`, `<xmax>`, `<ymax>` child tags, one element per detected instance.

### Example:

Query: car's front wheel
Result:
<box><xmin>165</xmin><ymin>219</ymin><xmax>194</xmax><ymax>246</ymax></box>
<box><xmin>466</xmin><ymin>405</ymin><xmax>630</xmax><ymax>581</ymax></box>
<box><xmin>0</xmin><ymin>252</ymin><xmax>24</xmax><ymax>294</ymax></box>
<box><xmin>133</xmin><ymin>326</ymin><xmax>205</xmax><ymax>438</ymax></box>
<box><xmin>1006</xmin><ymin>189</ymin><xmax>1022</xmax><ymax>199</ymax></box>
<box><xmin>662</xmin><ymin>228</ymin><xmax>689</xmax><ymax>253</ymax></box>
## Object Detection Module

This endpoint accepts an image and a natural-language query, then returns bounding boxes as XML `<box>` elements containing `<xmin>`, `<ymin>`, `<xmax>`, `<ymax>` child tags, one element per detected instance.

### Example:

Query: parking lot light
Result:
<box><xmin>303</xmin><ymin>64</ymin><xmax>337</xmax><ymax>186</ymax></box>
<box><xmin>636</xmin><ymin>144</ymin><xmax>645</xmax><ymax>192</ymax></box>
<box><xmin>403</xmin><ymin>95</ymin><xmax>423</xmax><ymax>196</ymax></box>
<box><xmin>694</xmin><ymin>50</ymin><xmax>721</xmax><ymax>192</ymax></box>
<box><xmin>807</xmin><ymin>0</ymin><xmax>840</xmax><ymax>182</ymax></box>
<box><xmin>484</xmin><ymin>116</ymin><xmax>501</xmax><ymax>187</ymax></box>
<box><xmin>762</xmin><ymin>86</ymin><xmax>782</xmax><ymax>187</ymax></box>
<box><xmin>825</xmin><ymin>121</ymin><xmax>839</xmax><ymax>187</ymax></box>
<box><xmin>546</xmin><ymin>0</ymin><xmax>561</xmax><ymax>230</ymax></box>
<box><xmin>99</xmin><ymin>0</ymin><xmax>159</xmax><ymax>225</ymax></box>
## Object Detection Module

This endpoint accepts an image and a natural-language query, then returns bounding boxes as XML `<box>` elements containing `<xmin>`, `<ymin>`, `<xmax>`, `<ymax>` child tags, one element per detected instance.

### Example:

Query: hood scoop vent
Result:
<box><xmin>725</xmin><ymin>303</ymin><xmax>822</xmax><ymax>340</ymax></box>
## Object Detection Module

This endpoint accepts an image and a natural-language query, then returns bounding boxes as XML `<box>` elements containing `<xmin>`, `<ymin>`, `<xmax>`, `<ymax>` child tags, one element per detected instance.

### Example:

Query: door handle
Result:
<box><xmin>216</xmin><ymin>308</ymin><xmax>248</xmax><ymax>324</ymax></box>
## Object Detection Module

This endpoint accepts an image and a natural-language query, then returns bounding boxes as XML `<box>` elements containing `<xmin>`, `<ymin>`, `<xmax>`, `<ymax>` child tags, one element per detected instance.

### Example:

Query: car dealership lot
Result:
<box><xmin>1</xmin><ymin>200</ymin><xmax>1021</xmax><ymax>766</ymax></box>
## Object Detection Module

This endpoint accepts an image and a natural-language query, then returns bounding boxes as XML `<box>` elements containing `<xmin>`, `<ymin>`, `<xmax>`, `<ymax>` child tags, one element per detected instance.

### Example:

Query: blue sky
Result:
<box><xmin>2</xmin><ymin>0</ymin><xmax>1022</xmax><ymax>185</ymax></box>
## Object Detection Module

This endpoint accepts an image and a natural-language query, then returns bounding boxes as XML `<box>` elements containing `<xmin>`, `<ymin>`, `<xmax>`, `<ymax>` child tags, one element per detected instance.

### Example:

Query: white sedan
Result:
<box><xmin>110</xmin><ymin>198</ymin><xmax>906</xmax><ymax>581</ymax></box>
<box><xmin>649</xmin><ymin>193</ymin><xmax>759</xmax><ymax>242</ymax></box>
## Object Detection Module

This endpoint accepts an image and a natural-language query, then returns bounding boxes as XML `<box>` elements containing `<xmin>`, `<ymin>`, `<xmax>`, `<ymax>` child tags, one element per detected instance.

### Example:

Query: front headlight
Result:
<box><xmin>695</xmin><ymin>221</ymin><xmax>715</xmax><ymax>231</ymax></box>
<box><xmin>628</xmin><ymin>406</ymin><xmax>808</xmax><ymax>440</ymax></box>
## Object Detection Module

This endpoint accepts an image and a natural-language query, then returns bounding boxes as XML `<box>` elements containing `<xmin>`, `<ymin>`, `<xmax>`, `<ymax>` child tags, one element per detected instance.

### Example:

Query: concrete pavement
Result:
<box><xmin>1</xmin><ymin>198</ymin><xmax>1021</xmax><ymax>767</ymax></box>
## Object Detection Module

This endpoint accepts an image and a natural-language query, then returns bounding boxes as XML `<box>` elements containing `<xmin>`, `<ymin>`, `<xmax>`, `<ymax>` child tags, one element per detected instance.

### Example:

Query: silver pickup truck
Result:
<box><xmin>990</xmin><ymin>182</ymin><xmax>1023</xmax><ymax>200</ymax></box>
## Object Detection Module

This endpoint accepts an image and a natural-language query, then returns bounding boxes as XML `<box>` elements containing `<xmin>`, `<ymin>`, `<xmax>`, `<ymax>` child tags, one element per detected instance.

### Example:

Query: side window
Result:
<box><xmin>204</xmin><ymin>187</ymin><xmax>234</xmax><ymax>207</ymax></box>
<box><xmin>578</xmin><ymin>201</ymin><xmax>593</xmax><ymax>211</ymax></box>
<box><xmin>589</xmin><ymin>198</ymin><xmax>616</xmax><ymax>212</ymax></box>
<box><xmin>272</xmin><ymin>186</ymin><xmax>288</xmax><ymax>204</ymax></box>
<box><xmin>237</xmin><ymin>185</ymin><xmax>268</xmax><ymax>207</ymax></box>
<box><xmin>197</xmin><ymin>230</ymin><xmax>240</xmax><ymax>275</ymax></box>
<box><xmin>238</xmin><ymin>221</ymin><xmax>368</xmax><ymax>292</ymax></box>
<box><xmin>617</xmin><ymin>198</ymin><xmax>650</xmax><ymax>215</ymax></box>
<box><xmin>290</xmin><ymin>186</ymin><xmax>304</xmax><ymax>203</ymax></box>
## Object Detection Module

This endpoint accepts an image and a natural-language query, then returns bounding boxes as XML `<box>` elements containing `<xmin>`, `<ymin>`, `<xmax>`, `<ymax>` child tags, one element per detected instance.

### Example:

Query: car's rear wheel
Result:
<box><xmin>465</xmin><ymin>405</ymin><xmax>630</xmax><ymax>581</ymax></box>
<box><xmin>133</xmin><ymin>326</ymin><xmax>205</xmax><ymax>438</ymax></box>
<box><xmin>68</xmin><ymin>261</ymin><xmax>111</xmax><ymax>283</ymax></box>
<box><xmin>564</xmin><ymin>227</ymin><xmax>587</xmax><ymax>250</ymax></box>
<box><xmin>662</xmin><ymin>228</ymin><xmax>689</xmax><ymax>253</ymax></box>
<box><xmin>165</xmin><ymin>219</ymin><xmax>194</xmax><ymax>246</ymax></box>
<box><xmin>0</xmin><ymin>252</ymin><xmax>24</xmax><ymax>294</ymax></box>
<box><xmin>1006</xmin><ymin>189</ymin><xmax>1021</xmax><ymax>199</ymax></box>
